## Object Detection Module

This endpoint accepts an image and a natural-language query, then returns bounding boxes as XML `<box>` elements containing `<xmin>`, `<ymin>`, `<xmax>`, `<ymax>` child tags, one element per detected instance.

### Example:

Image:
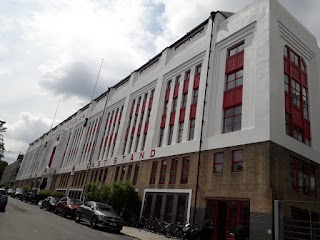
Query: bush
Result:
<box><xmin>38</xmin><ymin>190</ymin><xmax>52</xmax><ymax>200</ymax></box>
<box><xmin>84</xmin><ymin>181</ymin><xmax>141</xmax><ymax>222</ymax></box>
<box><xmin>22</xmin><ymin>185</ymin><xmax>30</xmax><ymax>193</ymax></box>
<box><xmin>51</xmin><ymin>191</ymin><xmax>65</xmax><ymax>198</ymax></box>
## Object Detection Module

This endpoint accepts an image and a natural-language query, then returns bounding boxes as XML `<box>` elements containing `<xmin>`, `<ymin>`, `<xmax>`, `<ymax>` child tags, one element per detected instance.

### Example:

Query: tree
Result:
<box><xmin>0</xmin><ymin>120</ymin><xmax>6</xmax><ymax>161</ymax></box>
<box><xmin>0</xmin><ymin>160</ymin><xmax>8</xmax><ymax>181</ymax></box>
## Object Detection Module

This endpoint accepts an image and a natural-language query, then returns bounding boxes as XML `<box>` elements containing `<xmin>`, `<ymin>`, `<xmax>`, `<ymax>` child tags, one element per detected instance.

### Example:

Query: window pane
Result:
<box><xmin>227</xmin><ymin>82</ymin><xmax>234</xmax><ymax>90</ymax></box>
<box><xmin>236</xmin><ymin>70</ymin><xmax>243</xmax><ymax>78</ymax></box>
<box><xmin>234</xmin><ymin>151</ymin><xmax>243</xmax><ymax>161</ymax></box>
<box><xmin>215</xmin><ymin>153</ymin><xmax>224</xmax><ymax>163</ymax></box>
<box><xmin>229</xmin><ymin>48</ymin><xmax>236</xmax><ymax>57</ymax></box>
<box><xmin>225</xmin><ymin>109</ymin><xmax>233</xmax><ymax>118</ymax></box>
<box><xmin>238</xmin><ymin>43</ymin><xmax>244</xmax><ymax>52</ymax></box>
<box><xmin>234</xmin><ymin>115</ymin><xmax>241</xmax><ymax>124</ymax></box>
<box><xmin>236</xmin><ymin>77</ymin><xmax>243</xmax><ymax>87</ymax></box>
<box><xmin>225</xmin><ymin>117</ymin><xmax>232</xmax><ymax>126</ymax></box>
<box><xmin>235</xmin><ymin>106</ymin><xmax>242</xmax><ymax>115</ymax></box>
<box><xmin>228</xmin><ymin>73</ymin><xmax>235</xmax><ymax>82</ymax></box>
<box><xmin>214</xmin><ymin>164</ymin><xmax>223</xmax><ymax>173</ymax></box>
<box><xmin>224</xmin><ymin>125</ymin><xmax>232</xmax><ymax>133</ymax></box>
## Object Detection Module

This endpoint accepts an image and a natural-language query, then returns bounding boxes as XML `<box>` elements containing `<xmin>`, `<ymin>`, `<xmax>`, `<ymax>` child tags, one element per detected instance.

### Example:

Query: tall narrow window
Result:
<box><xmin>189</xmin><ymin>119</ymin><xmax>195</xmax><ymax>140</ymax></box>
<box><xmin>163</xmin><ymin>102</ymin><xmax>168</xmax><ymax>115</ymax></box>
<box><xmin>114</xmin><ymin>166</ymin><xmax>120</xmax><ymax>182</ymax></box>
<box><xmin>141</xmin><ymin>133</ymin><xmax>147</xmax><ymax>151</ymax></box>
<box><xmin>120</xmin><ymin>166</ymin><xmax>126</xmax><ymax>181</ymax></box>
<box><xmin>159</xmin><ymin>128</ymin><xmax>164</xmax><ymax>147</ymax></box>
<box><xmin>181</xmin><ymin>94</ymin><xmax>188</xmax><ymax>108</ymax></box>
<box><xmin>302</xmin><ymin>87</ymin><xmax>309</xmax><ymax>120</ymax></box>
<box><xmin>132</xmin><ymin>164</ymin><xmax>140</xmax><ymax>185</ymax></box>
<box><xmin>285</xmin><ymin>113</ymin><xmax>291</xmax><ymax>136</ymax></box>
<box><xmin>180</xmin><ymin>157</ymin><xmax>189</xmax><ymax>184</ymax></box>
<box><xmin>150</xmin><ymin>161</ymin><xmax>158</xmax><ymax>184</ymax></box>
<box><xmin>172</xmin><ymin>98</ymin><xmax>177</xmax><ymax>111</ymax></box>
<box><xmin>175</xmin><ymin>75</ymin><xmax>181</xmax><ymax>85</ymax></box>
<box><xmin>192</xmin><ymin>89</ymin><xmax>198</xmax><ymax>104</ymax></box>
<box><xmin>232</xmin><ymin>150</ymin><xmax>243</xmax><ymax>172</ymax></box>
<box><xmin>168</xmin><ymin>126</ymin><xmax>173</xmax><ymax>145</ymax></box>
<box><xmin>135</xmin><ymin>136</ymin><xmax>140</xmax><ymax>152</ymax></box>
<box><xmin>126</xmin><ymin>165</ymin><xmax>133</xmax><ymax>181</ymax></box>
<box><xmin>128</xmin><ymin>136</ymin><xmax>134</xmax><ymax>153</ymax></box>
<box><xmin>169</xmin><ymin>158</ymin><xmax>178</xmax><ymax>184</ymax></box>
<box><xmin>159</xmin><ymin>160</ymin><xmax>167</xmax><ymax>184</ymax></box>
<box><xmin>213</xmin><ymin>153</ymin><xmax>224</xmax><ymax>173</ymax></box>
<box><xmin>223</xmin><ymin>105</ymin><xmax>242</xmax><ymax>133</ymax></box>
<box><xmin>177</xmin><ymin>123</ymin><xmax>184</xmax><ymax>143</ymax></box>
<box><xmin>293</xmin><ymin>126</ymin><xmax>303</xmax><ymax>142</ymax></box>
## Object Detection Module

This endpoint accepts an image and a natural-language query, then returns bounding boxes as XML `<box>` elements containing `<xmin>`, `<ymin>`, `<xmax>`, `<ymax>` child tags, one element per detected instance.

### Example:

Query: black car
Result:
<box><xmin>0</xmin><ymin>188</ymin><xmax>8</xmax><ymax>212</ymax></box>
<box><xmin>23</xmin><ymin>192</ymin><xmax>40</xmax><ymax>204</ymax></box>
<box><xmin>75</xmin><ymin>201</ymin><xmax>123</xmax><ymax>233</ymax></box>
<box><xmin>40</xmin><ymin>196</ymin><xmax>60</xmax><ymax>211</ymax></box>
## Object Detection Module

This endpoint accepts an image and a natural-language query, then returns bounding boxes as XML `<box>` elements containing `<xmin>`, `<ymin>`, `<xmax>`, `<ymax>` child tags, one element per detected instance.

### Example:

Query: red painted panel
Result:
<box><xmin>190</xmin><ymin>104</ymin><xmax>197</xmax><ymax>119</ymax></box>
<box><xmin>291</xmin><ymin>64</ymin><xmax>300</xmax><ymax>81</ymax></box>
<box><xmin>131</xmin><ymin>127</ymin><xmax>135</xmax><ymax>136</ymax></box>
<box><xmin>292</xmin><ymin>107</ymin><xmax>303</xmax><ymax>128</ymax></box>
<box><xmin>137</xmin><ymin>124</ymin><xmax>142</xmax><ymax>136</ymax></box>
<box><xmin>302</xmin><ymin>73</ymin><xmax>307</xmax><ymax>87</ymax></box>
<box><xmin>285</xmin><ymin>94</ymin><xmax>291</xmax><ymax>114</ymax></box>
<box><xmin>149</xmin><ymin>97</ymin><xmax>153</xmax><ymax>108</ymax></box>
<box><xmin>144</xmin><ymin>121</ymin><xmax>149</xmax><ymax>133</ymax></box>
<box><xmin>284</xmin><ymin>59</ymin><xmax>290</xmax><ymax>74</ymax></box>
<box><xmin>114</xmin><ymin>114</ymin><xmax>118</xmax><ymax>123</ymax></box>
<box><xmin>179</xmin><ymin>108</ymin><xmax>185</xmax><ymax>123</ymax></box>
<box><xmin>223</xmin><ymin>87</ymin><xmax>243</xmax><ymax>109</ymax></box>
<box><xmin>165</xmin><ymin>89</ymin><xmax>170</xmax><ymax>102</ymax></box>
<box><xmin>125</xmin><ymin>128</ymin><xmax>129</xmax><ymax>139</ymax></box>
<box><xmin>226</xmin><ymin>51</ymin><xmax>244</xmax><ymax>73</ymax></box>
<box><xmin>183</xmin><ymin>80</ymin><xmax>189</xmax><ymax>93</ymax></box>
<box><xmin>169</xmin><ymin>111</ymin><xmax>175</xmax><ymax>126</ymax></box>
<box><xmin>174</xmin><ymin>84</ymin><xmax>179</xmax><ymax>98</ymax></box>
<box><xmin>142</xmin><ymin>100</ymin><xmax>146</xmax><ymax>112</ymax></box>
<box><xmin>304</xmin><ymin>120</ymin><xmax>311</xmax><ymax>138</ymax></box>
<box><xmin>193</xmin><ymin>74</ymin><xmax>200</xmax><ymax>89</ymax></box>
<box><xmin>130</xmin><ymin>107</ymin><xmax>134</xmax><ymax>117</ymax></box>
<box><xmin>118</xmin><ymin>113</ymin><xmax>122</xmax><ymax>122</ymax></box>
<box><xmin>135</xmin><ymin>104</ymin><xmax>140</xmax><ymax>114</ymax></box>
<box><xmin>161</xmin><ymin>115</ymin><xmax>166</xmax><ymax>128</ymax></box>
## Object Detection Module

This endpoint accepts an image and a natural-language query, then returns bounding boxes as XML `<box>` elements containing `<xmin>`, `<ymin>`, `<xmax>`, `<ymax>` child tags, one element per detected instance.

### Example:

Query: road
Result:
<box><xmin>0</xmin><ymin>197</ymin><xmax>134</xmax><ymax>240</ymax></box>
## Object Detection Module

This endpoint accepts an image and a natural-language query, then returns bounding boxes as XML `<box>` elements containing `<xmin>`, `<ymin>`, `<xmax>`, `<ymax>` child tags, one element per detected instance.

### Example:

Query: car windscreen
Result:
<box><xmin>70</xmin><ymin>199</ymin><xmax>81</xmax><ymax>205</ymax></box>
<box><xmin>96</xmin><ymin>203</ymin><xmax>113</xmax><ymax>211</ymax></box>
<box><xmin>0</xmin><ymin>190</ymin><xmax>7</xmax><ymax>195</ymax></box>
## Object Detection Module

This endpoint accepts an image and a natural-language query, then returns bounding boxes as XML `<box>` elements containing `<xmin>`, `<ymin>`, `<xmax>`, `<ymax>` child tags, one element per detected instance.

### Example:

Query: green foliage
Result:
<box><xmin>22</xmin><ymin>185</ymin><xmax>31</xmax><ymax>193</ymax></box>
<box><xmin>38</xmin><ymin>190</ymin><xmax>65</xmax><ymax>199</ymax></box>
<box><xmin>0</xmin><ymin>120</ymin><xmax>6</xmax><ymax>161</ymax></box>
<box><xmin>84</xmin><ymin>181</ymin><xmax>141</xmax><ymax>222</ymax></box>
<box><xmin>0</xmin><ymin>160</ymin><xmax>8</xmax><ymax>180</ymax></box>
<box><xmin>51</xmin><ymin>191</ymin><xmax>65</xmax><ymax>198</ymax></box>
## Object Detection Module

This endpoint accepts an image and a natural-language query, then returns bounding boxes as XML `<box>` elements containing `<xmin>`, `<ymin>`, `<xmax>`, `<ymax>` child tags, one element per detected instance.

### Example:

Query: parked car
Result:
<box><xmin>22</xmin><ymin>192</ymin><xmax>40</xmax><ymax>204</ymax></box>
<box><xmin>75</xmin><ymin>201</ymin><xmax>123</xmax><ymax>233</ymax></box>
<box><xmin>0</xmin><ymin>188</ymin><xmax>8</xmax><ymax>212</ymax></box>
<box><xmin>55</xmin><ymin>197</ymin><xmax>81</xmax><ymax>219</ymax></box>
<box><xmin>40</xmin><ymin>196</ymin><xmax>60</xmax><ymax>211</ymax></box>
<box><xmin>7</xmin><ymin>189</ymin><xmax>15</xmax><ymax>196</ymax></box>
<box><xmin>13</xmin><ymin>188</ymin><xmax>24</xmax><ymax>199</ymax></box>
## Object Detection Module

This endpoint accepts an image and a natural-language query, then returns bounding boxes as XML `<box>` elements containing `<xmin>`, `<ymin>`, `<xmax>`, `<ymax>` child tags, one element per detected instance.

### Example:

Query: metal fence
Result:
<box><xmin>274</xmin><ymin>200</ymin><xmax>320</xmax><ymax>240</ymax></box>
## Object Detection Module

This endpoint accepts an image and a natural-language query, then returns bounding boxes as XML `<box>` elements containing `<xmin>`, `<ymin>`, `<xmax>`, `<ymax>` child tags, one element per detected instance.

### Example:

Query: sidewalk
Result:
<box><xmin>121</xmin><ymin>226</ymin><xmax>169</xmax><ymax>240</ymax></box>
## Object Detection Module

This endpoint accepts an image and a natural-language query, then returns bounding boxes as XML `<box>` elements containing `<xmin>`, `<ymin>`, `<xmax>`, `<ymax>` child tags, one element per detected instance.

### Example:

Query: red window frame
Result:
<box><xmin>232</xmin><ymin>150</ymin><xmax>243</xmax><ymax>172</ymax></box>
<box><xmin>181</xmin><ymin>93</ymin><xmax>188</xmax><ymax>108</ymax></box>
<box><xmin>132</xmin><ymin>164</ymin><xmax>140</xmax><ymax>185</ymax></box>
<box><xmin>302</xmin><ymin>87</ymin><xmax>309</xmax><ymax>120</ymax></box>
<box><xmin>213</xmin><ymin>153</ymin><xmax>224</xmax><ymax>173</ymax></box>
<box><xmin>180</xmin><ymin>157</ymin><xmax>190</xmax><ymax>184</ymax></box>
<box><xmin>159</xmin><ymin>160</ymin><xmax>168</xmax><ymax>184</ymax></box>
<box><xmin>223</xmin><ymin>105</ymin><xmax>242</xmax><ymax>133</ymax></box>
<box><xmin>291</xmin><ymin>80</ymin><xmax>301</xmax><ymax>108</ymax></box>
<box><xmin>150</xmin><ymin>161</ymin><xmax>158</xmax><ymax>184</ymax></box>
<box><xmin>169</xmin><ymin>158</ymin><xmax>178</xmax><ymax>184</ymax></box>
<box><xmin>188</xmin><ymin>119</ymin><xmax>195</xmax><ymax>140</ymax></box>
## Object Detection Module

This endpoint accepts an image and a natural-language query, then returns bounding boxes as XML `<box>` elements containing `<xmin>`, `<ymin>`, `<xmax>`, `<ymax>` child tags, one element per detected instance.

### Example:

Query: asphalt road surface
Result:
<box><xmin>0</xmin><ymin>197</ymin><xmax>134</xmax><ymax>240</ymax></box>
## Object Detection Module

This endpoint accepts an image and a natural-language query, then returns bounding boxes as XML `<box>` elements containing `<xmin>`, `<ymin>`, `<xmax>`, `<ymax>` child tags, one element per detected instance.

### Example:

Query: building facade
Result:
<box><xmin>0</xmin><ymin>154</ymin><xmax>23</xmax><ymax>187</ymax></box>
<box><xmin>15</xmin><ymin>0</ymin><xmax>320</xmax><ymax>239</ymax></box>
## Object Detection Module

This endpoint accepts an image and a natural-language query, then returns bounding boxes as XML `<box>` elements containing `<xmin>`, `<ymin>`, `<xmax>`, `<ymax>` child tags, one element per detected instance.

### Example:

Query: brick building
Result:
<box><xmin>15</xmin><ymin>0</ymin><xmax>320</xmax><ymax>239</ymax></box>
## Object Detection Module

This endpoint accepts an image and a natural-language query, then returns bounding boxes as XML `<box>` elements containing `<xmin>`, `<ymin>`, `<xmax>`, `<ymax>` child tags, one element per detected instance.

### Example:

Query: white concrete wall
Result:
<box><xmin>269</xmin><ymin>0</ymin><xmax>320</xmax><ymax>163</ymax></box>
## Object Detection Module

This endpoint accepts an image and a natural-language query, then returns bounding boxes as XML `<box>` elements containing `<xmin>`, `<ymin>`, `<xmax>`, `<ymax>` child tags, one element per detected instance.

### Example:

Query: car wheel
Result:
<box><xmin>90</xmin><ymin>216</ymin><xmax>98</xmax><ymax>229</ymax></box>
<box><xmin>54</xmin><ymin>208</ymin><xmax>59</xmax><ymax>215</ymax></box>
<box><xmin>114</xmin><ymin>229</ymin><xmax>121</xmax><ymax>234</ymax></box>
<box><xmin>75</xmin><ymin>212</ymin><xmax>81</xmax><ymax>223</ymax></box>
<box><xmin>62</xmin><ymin>209</ymin><xmax>67</xmax><ymax>218</ymax></box>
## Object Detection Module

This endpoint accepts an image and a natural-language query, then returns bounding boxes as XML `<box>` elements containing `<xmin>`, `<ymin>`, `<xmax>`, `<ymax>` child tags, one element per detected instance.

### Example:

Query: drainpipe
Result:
<box><xmin>192</xmin><ymin>12</ymin><xmax>216</xmax><ymax>225</ymax></box>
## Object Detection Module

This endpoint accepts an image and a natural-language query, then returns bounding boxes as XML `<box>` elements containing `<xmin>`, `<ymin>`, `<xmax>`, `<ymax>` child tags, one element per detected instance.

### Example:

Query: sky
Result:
<box><xmin>1</xmin><ymin>0</ymin><xmax>319</xmax><ymax>164</ymax></box>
